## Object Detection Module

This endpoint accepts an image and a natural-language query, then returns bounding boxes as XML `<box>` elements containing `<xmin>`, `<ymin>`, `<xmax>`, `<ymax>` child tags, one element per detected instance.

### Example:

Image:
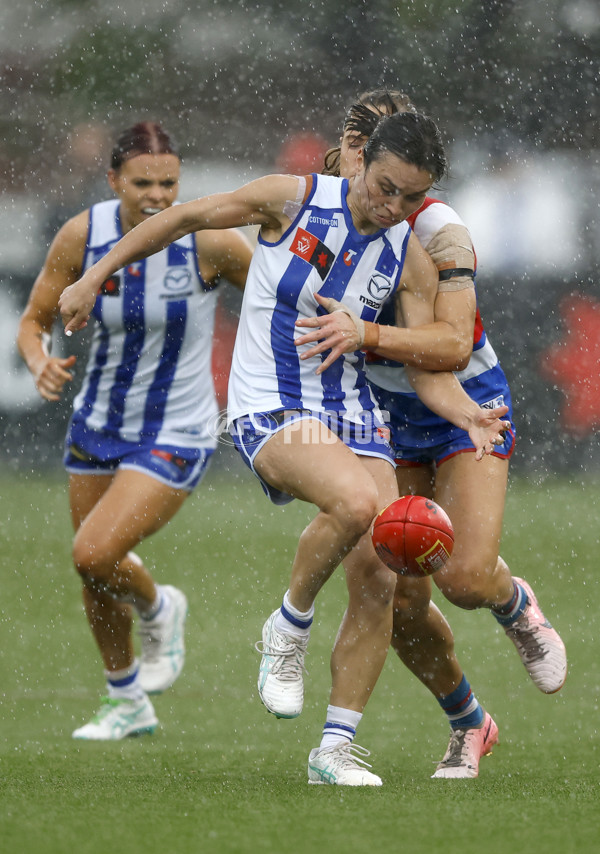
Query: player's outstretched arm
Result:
<box><xmin>406</xmin><ymin>366</ymin><xmax>510</xmax><ymax>461</ymax></box>
<box><xmin>58</xmin><ymin>175</ymin><xmax>299</xmax><ymax>335</ymax></box>
<box><xmin>58</xmin><ymin>200</ymin><xmax>216</xmax><ymax>335</ymax></box>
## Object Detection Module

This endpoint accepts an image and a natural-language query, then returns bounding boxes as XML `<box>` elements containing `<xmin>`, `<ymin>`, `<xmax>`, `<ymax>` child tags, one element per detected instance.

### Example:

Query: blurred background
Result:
<box><xmin>1</xmin><ymin>0</ymin><xmax>599</xmax><ymax>476</ymax></box>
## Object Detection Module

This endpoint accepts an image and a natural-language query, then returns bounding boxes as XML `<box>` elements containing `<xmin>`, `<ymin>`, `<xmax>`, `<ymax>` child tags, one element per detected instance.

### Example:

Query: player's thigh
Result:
<box><xmin>254</xmin><ymin>419</ymin><xmax>377</xmax><ymax>512</ymax></box>
<box><xmin>434</xmin><ymin>452</ymin><xmax>508</xmax><ymax>574</ymax></box>
<box><xmin>358</xmin><ymin>454</ymin><xmax>398</xmax><ymax>507</ymax></box>
<box><xmin>69</xmin><ymin>473</ymin><xmax>115</xmax><ymax>530</ymax></box>
<box><xmin>74</xmin><ymin>468</ymin><xmax>189</xmax><ymax>557</ymax></box>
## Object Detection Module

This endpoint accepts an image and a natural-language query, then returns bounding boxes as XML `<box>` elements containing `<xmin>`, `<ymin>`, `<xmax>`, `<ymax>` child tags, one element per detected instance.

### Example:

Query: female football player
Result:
<box><xmin>17</xmin><ymin>121</ymin><xmax>253</xmax><ymax>740</ymax></box>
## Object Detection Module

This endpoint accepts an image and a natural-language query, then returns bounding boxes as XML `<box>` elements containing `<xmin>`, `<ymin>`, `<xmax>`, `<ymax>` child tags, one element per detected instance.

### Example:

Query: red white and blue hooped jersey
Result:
<box><xmin>227</xmin><ymin>174</ymin><xmax>411</xmax><ymax>424</ymax></box>
<box><xmin>366</xmin><ymin>198</ymin><xmax>513</xmax><ymax>448</ymax></box>
<box><xmin>73</xmin><ymin>199</ymin><xmax>220</xmax><ymax>449</ymax></box>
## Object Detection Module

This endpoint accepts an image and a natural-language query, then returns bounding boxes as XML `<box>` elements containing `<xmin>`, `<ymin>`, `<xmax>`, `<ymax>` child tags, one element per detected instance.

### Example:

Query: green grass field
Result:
<box><xmin>0</xmin><ymin>464</ymin><xmax>598</xmax><ymax>854</ymax></box>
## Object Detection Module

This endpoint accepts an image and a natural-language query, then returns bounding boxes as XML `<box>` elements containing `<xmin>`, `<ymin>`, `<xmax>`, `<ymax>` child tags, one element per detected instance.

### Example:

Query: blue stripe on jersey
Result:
<box><xmin>317</xmin><ymin>243</ymin><xmax>352</xmax><ymax>414</ymax></box>
<box><xmin>271</xmin><ymin>202</ymin><xmax>337</xmax><ymax>408</ymax></box>
<box><xmin>79</xmin><ymin>306</ymin><xmax>111</xmax><ymax>421</ymax></box>
<box><xmin>473</xmin><ymin>330</ymin><xmax>487</xmax><ymax>352</ymax></box>
<box><xmin>301</xmin><ymin>213</ymin><xmax>353</xmax><ymax>414</ymax></box>
<box><xmin>105</xmin><ymin>262</ymin><xmax>147</xmax><ymax>433</ymax></box>
<box><xmin>167</xmin><ymin>242</ymin><xmax>186</xmax><ymax>265</ymax></box>
<box><xmin>114</xmin><ymin>204</ymin><xmax>123</xmax><ymax>237</ymax></box>
<box><xmin>142</xmin><ymin>299</ymin><xmax>188</xmax><ymax>438</ymax></box>
<box><xmin>374</xmin><ymin>231</ymin><xmax>410</xmax><ymax>312</ymax></box>
<box><xmin>271</xmin><ymin>256</ymin><xmax>312</xmax><ymax>407</ymax></box>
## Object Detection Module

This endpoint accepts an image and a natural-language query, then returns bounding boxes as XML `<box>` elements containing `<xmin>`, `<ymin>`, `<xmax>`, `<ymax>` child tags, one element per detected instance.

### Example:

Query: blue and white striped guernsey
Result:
<box><xmin>73</xmin><ymin>199</ymin><xmax>220</xmax><ymax>449</ymax></box>
<box><xmin>227</xmin><ymin>174</ymin><xmax>411</xmax><ymax>424</ymax></box>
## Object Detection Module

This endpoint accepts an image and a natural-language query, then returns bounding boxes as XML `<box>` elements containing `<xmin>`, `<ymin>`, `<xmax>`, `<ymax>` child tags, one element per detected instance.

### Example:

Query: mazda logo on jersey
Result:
<box><xmin>164</xmin><ymin>268</ymin><xmax>192</xmax><ymax>291</ymax></box>
<box><xmin>290</xmin><ymin>227</ymin><xmax>335</xmax><ymax>281</ymax></box>
<box><xmin>359</xmin><ymin>273</ymin><xmax>394</xmax><ymax>309</ymax></box>
<box><xmin>367</xmin><ymin>274</ymin><xmax>393</xmax><ymax>301</ymax></box>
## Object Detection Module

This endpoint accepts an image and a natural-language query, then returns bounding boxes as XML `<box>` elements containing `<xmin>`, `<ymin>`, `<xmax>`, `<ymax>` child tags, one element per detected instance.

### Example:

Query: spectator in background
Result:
<box><xmin>43</xmin><ymin>122</ymin><xmax>112</xmax><ymax>242</ymax></box>
<box><xmin>275</xmin><ymin>131</ymin><xmax>329</xmax><ymax>175</ymax></box>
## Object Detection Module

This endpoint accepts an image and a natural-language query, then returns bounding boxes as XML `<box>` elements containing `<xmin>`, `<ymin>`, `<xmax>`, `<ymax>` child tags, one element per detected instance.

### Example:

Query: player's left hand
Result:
<box><xmin>294</xmin><ymin>293</ymin><xmax>364</xmax><ymax>374</ymax></box>
<box><xmin>58</xmin><ymin>274</ymin><xmax>99</xmax><ymax>335</ymax></box>
<box><xmin>468</xmin><ymin>405</ymin><xmax>511</xmax><ymax>461</ymax></box>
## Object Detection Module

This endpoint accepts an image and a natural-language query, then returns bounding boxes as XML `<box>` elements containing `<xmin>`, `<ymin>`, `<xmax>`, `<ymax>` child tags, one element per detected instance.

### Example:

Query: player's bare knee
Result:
<box><xmin>331</xmin><ymin>487</ymin><xmax>379</xmax><ymax>540</ymax></box>
<box><xmin>392</xmin><ymin>585</ymin><xmax>431</xmax><ymax>625</ymax></box>
<box><xmin>436</xmin><ymin>570</ymin><xmax>490</xmax><ymax>610</ymax></box>
<box><xmin>72</xmin><ymin>535</ymin><xmax>114</xmax><ymax>584</ymax></box>
<box><xmin>363</xmin><ymin>564</ymin><xmax>397</xmax><ymax>607</ymax></box>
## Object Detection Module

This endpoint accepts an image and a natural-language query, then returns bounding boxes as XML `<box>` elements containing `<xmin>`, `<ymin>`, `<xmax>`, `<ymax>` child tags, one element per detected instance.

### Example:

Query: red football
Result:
<box><xmin>371</xmin><ymin>495</ymin><xmax>454</xmax><ymax>577</ymax></box>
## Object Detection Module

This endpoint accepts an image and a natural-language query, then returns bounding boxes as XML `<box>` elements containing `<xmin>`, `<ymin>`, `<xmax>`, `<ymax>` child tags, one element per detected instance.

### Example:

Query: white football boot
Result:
<box><xmin>256</xmin><ymin>610</ymin><xmax>308</xmax><ymax>718</ymax></box>
<box><xmin>138</xmin><ymin>585</ymin><xmax>188</xmax><ymax>694</ymax></box>
<box><xmin>308</xmin><ymin>742</ymin><xmax>383</xmax><ymax>786</ymax></box>
<box><xmin>72</xmin><ymin>695</ymin><xmax>158</xmax><ymax>740</ymax></box>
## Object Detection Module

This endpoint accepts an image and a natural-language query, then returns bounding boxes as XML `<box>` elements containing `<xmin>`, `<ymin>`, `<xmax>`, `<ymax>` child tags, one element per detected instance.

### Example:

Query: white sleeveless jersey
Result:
<box><xmin>227</xmin><ymin>174</ymin><xmax>411</xmax><ymax>423</ymax></box>
<box><xmin>73</xmin><ymin>199</ymin><xmax>219</xmax><ymax>448</ymax></box>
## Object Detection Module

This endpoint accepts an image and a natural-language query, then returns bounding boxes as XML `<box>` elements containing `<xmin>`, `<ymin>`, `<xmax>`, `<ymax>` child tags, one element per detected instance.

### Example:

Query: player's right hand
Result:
<box><xmin>34</xmin><ymin>354</ymin><xmax>77</xmax><ymax>401</ymax></box>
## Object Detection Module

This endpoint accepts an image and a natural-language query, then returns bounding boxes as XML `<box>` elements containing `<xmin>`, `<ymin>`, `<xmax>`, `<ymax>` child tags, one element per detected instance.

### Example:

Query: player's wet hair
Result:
<box><xmin>110</xmin><ymin>122</ymin><xmax>179</xmax><ymax>170</ymax></box>
<box><xmin>363</xmin><ymin>111</ymin><xmax>448</xmax><ymax>182</ymax></box>
<box><xmin>323</xmin><ymin>89</ymin><xmax>417</xmax><ymax>176</ymax></box>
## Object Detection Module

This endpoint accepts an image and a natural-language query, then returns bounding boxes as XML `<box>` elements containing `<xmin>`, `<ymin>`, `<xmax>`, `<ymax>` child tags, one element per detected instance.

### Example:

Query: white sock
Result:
<box><xmin>139</xmin><ymin>585</ymin><xmax>167</xmax><ymax>622</ymax></box>
<box><xmin>319</xmin><ymin>705</ymin><xmax>362</xmax><ymax>752</ymax></box>
<box><xmin>275</xmin><ymin>589</ymin><xmax>314</xmax><ymax>638</ymax></box>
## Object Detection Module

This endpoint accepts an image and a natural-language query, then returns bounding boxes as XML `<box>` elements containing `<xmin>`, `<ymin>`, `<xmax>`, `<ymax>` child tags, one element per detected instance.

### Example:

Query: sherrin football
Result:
<box><xmin>371</xmin><ymin>495</ymin><xmax>454</xmax><ymax>577</ymax></box>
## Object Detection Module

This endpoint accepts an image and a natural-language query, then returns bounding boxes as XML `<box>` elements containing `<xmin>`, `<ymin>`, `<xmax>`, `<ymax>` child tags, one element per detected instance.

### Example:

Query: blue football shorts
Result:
<box><xmin>373</xmin><ymin>388</ymin><xmax>516</xmax><ymax>468</ymax></box>
<box><xmin>229</xmin><ymin>408</ymin><xmax>395</xmax><ymax>506</ymax></box>
<box><xmin>63</xmin><ymin>415</ymin><xmax>213</xmax><ymax>492</ymax></box>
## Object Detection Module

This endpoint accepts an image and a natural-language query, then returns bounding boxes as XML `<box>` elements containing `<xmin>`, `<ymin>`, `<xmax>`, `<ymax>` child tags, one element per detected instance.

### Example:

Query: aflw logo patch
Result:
<box><xmin>290</xmin><ymin>227</ymin><xmax>335</xmax><ymax>281</ymax></box>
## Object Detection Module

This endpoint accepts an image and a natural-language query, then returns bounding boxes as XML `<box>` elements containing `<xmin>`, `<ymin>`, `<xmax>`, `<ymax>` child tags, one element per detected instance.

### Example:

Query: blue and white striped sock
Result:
<box><xmin>106</xmin><ymin>659</ymin><xmax>145</xmax><ymax>702</ymax></box>
<box><xmin>275</xmin><ymin>590</ymin><xmax>314</xmax><ymax>638</ymax></box>
<box><xmin>491</xmin><ymin>580</ymin><xmax>528</xmax><ymax>626</ymax></box>
<box><xmin>438</xmin><ymin>675</ymin><xmax>484</xmax><ymax>730</ymax></box>
<box><xmin>319</xmin><ymin>705</ymin><xmax>362</xmax><ymax>752</ymax></box>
